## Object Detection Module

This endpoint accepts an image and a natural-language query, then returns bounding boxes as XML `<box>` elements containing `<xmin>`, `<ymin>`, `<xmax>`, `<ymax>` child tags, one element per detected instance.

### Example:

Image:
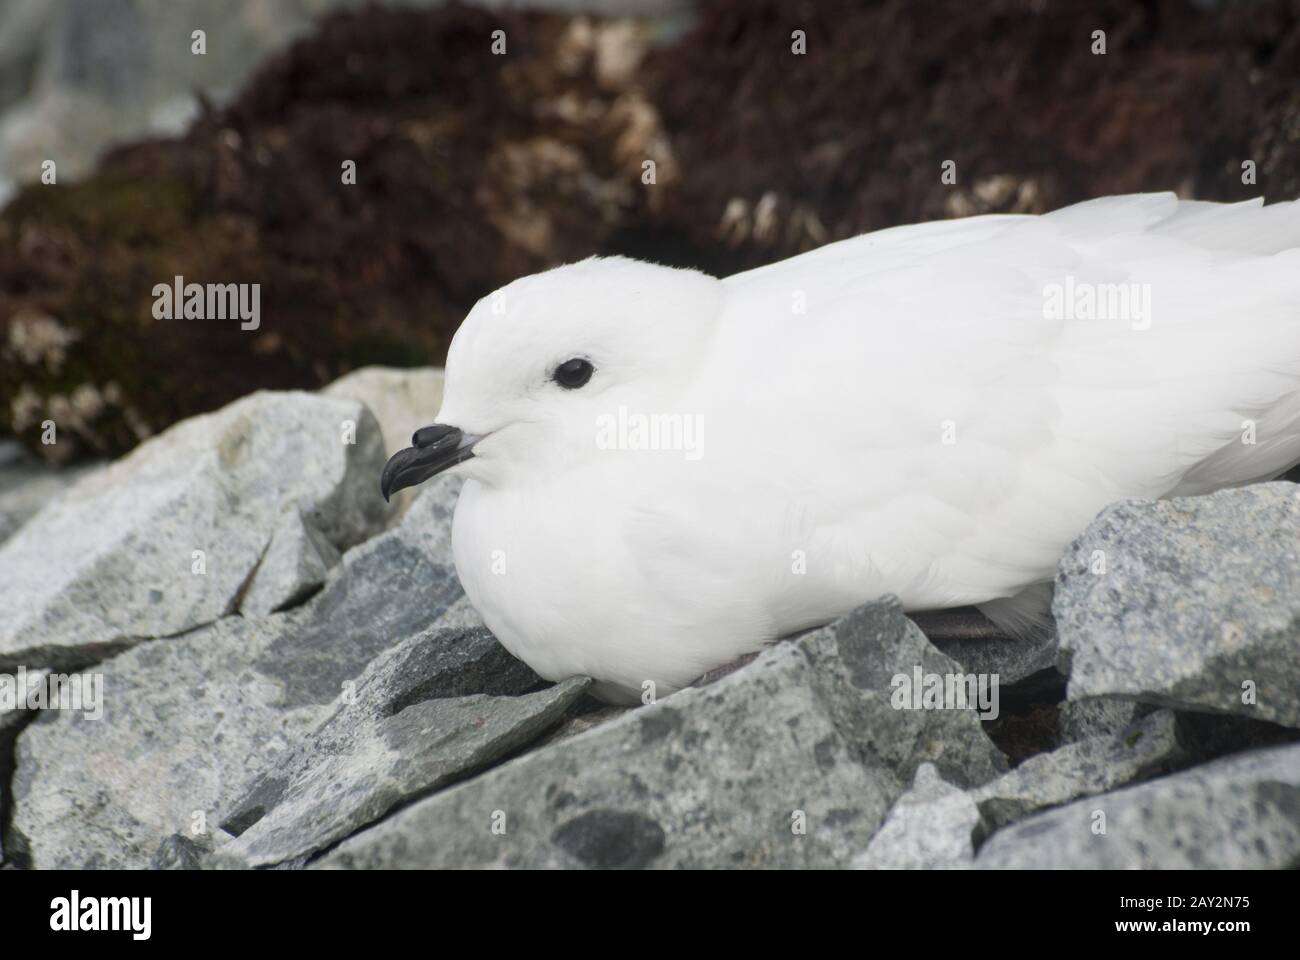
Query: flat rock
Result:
<box><xmin>975</xmin><ymin>742</ymin><xmax>1300</xmax><ymax>868</ymax></box>
<box><xmin>8</xmin><ymin>477</ymin><xmax>464</xmax><ymax>869</ymax></box>
<box><xmin>1055</xmin><ymin>483</ymin><xmax>1300</xmax><ymax>729</ymax></box>
<box><xmin>318</xmin><ymin>598</ymin><xmax>1005</xmax><ymax>869</ymax></box>
<box><xmin>0</xmin><ymin>391</ymin><xmax>391</xmax><ymax>670</ymax></box>
<box><xmin>218</xmin><ymin>626</ymin><xmax>580</xmax><ymax>868</ymax></box>
<box><xmin>319</xmin><ymin>642</ymin><xmax>901</xmax><ymax>869</ymax></box>
<box><xmin>972</xmin><ymin>708</ymin><xmax>1185</xmax><ymax>829</ymax></box>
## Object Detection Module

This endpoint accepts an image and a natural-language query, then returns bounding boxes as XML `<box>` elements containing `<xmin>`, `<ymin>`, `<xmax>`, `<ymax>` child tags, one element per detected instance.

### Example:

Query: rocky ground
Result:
<box><xmin>1</xmin><ymin>370</ymin><xmax>1296</xmax><ymax>870</ymax></box>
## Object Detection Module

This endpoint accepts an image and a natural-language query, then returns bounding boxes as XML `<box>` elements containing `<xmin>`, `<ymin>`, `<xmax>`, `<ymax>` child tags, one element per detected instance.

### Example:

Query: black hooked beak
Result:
<box><xmin>380</xmin><ymin>424</ymin><xmax>476</xmax><ymax>502</ymax></box>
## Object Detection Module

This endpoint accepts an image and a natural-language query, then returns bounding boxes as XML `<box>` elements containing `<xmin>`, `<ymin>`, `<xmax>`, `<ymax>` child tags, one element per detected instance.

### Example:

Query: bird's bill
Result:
<box><xmin>380</xmin><ymin>424</ymin><xmax>476</xmax><ymax>501</ymax></box>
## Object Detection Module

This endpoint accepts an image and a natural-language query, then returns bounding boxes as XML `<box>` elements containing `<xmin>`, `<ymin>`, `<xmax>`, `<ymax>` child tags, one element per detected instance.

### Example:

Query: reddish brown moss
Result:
<box><xmin>3</xmin><ymin>0</ymin><xmax>1298</xmax><ymax>461</ymax></box>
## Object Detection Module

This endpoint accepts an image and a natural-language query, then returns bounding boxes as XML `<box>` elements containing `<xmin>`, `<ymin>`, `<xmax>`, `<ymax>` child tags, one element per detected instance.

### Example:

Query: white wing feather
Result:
<box><xmin>689</xmin><ymin>193</ymin><xmax>1300</xmax><ymax>635</ymax></box>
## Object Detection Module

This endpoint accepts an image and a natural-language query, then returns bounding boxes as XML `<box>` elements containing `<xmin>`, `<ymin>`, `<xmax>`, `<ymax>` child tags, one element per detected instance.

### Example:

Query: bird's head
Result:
<box><xmin>380</xmin><ymin>256</ymin><xmax>722</xmax><ymax>499</ymax></box>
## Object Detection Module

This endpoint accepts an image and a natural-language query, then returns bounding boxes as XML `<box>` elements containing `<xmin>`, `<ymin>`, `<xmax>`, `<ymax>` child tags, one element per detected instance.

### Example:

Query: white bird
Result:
<box><xmin>381</xmin><ymin>193</ymin><xmax>1300</xmax><ymax>703</ymax></box>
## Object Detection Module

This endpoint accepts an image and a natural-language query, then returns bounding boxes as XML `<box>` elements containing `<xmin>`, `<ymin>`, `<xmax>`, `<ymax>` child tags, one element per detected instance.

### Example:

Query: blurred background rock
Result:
<box><xmin>0</xmin><ymin>0</ymin><xmax>691</xmax><ymax>204</ymax></box>
<box><xmin>0</xmin><ymin>0</ymin><xmax>1296</xmax><ymax>463</ymax></box>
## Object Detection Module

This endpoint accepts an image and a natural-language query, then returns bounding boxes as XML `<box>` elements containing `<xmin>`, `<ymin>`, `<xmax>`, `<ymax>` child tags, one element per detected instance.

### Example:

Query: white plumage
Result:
<box><xmin>418</xmin><ymin>193</ymin><xmax>1300</xmax><ymax>702</ymax></box>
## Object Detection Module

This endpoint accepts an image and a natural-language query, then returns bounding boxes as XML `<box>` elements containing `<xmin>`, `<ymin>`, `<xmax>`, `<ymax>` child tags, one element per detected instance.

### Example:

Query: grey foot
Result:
<box><xmin>909</xmin><ymin>606</ymin><xmax>1011</xmax><ymax>642</ymax></box>
<box><xmin>692</xmin><ymin>651</ymin><xmax>762</xmax><ymax>688</ymax></box>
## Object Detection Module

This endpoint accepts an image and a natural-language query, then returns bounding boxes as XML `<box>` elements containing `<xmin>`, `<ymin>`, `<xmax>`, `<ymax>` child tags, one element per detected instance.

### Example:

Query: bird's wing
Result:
<box><xmin>702</xmin><ymin>193</ymin><xmax>1300</xmax><ymax>625</ymax></box>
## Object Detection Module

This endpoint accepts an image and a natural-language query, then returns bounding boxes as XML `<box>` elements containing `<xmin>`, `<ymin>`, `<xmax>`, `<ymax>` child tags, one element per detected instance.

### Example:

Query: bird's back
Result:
<box><xmin>692</xmin><ymin>193</ymin><xmax>1300</xmax><ymax>630</ymax></box>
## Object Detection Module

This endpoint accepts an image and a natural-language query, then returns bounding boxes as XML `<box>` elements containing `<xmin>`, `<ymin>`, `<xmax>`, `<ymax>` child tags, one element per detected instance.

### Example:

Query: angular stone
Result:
<box><xmin>0</xmin><ymin>391</ymin><xmax>391</xmax><ymax>670</ymax></box>
<box><xmin>318</xmin><ymin>637</ymin><xmax>904</xmax><ymax>869</ymax></box>
<box><xmin>851</xmin><ymin>709</ymin><xmax>1193</xmax><ymax>869</ymax></box>
<box><xmin>8</xmin><ymin>477</ymin><xmax>462</xmax><ymax>869</ymax></box>
<box><xmin>324</xmin><ymin>366</ymin><xmax>445</xmax><ymax>521</ymax></box>
<box><xmin>975</xmin><ymin>742</ymin><xmax>1300</xmax><ymax>869</ymax></box>
<box><xmin>972</xmin><ymin>709</ymin><xmax>1185</xmax><ymax>829</ymax></box>
<box><xmin>852</xmin><ymin>763</ymin><xmax>983</xmax><ymax>869</ymax></box>
<box><xmin>9</xmin><ymin>615</ymin><xmax>317</xmax><ymax>870</ymax></box>
<box><xmin>218</xmin><ymin>627</ymin><xmax>579</xmax><ymax>868</ymax></box>
<box><xmin>1055</xmin><ymin>484</ymin><xmax>1300</xmax><ymax>729</ymax></box>
<box><xmin>799</xmin><ymin>599</ymin><xmax>1009</xmax><ymax>789</ymax></box>
<box><xmin>238</xmin><ymin>508</ymin><xmax>341</xmax><ymax>616</ymax></box>
<box><xmin>1058</xmin><ymin>697</ymin><xmax>1148</xmax><ymax>743</ymax></box>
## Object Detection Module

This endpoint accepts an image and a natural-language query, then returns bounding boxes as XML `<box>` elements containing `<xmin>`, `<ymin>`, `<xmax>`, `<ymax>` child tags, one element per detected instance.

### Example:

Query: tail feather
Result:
<box><xmin>1153</xmin><ymin>196</ymin><xmax>1300</xmax><ymax>255</ymax></box>
<box><xmin>977</xmin><ymin>581</ymin><xmax>1054</xmax><ymax>641</ymax></box>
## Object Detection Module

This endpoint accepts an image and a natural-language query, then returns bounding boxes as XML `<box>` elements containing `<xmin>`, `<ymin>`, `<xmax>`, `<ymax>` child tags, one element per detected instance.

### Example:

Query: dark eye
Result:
<box><xmin>553</xmin><ymin>357</ymin><xmax>594</xmax><ymax>389</ymax></box>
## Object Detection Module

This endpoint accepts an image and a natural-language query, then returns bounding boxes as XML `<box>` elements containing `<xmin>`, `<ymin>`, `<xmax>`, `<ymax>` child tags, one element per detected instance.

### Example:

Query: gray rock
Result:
<box><xmin>1055</xmin><ymin>483</ymin><xmax>1300</xmax><ymax>728</ymax></box>
<box><xmin>8</xmin><ymin>477</ymin><xmax>463</xmax><ymax>869</ymax></box>
<box><xmin>800</xmin><ymin>599</ymin><xmax>1008</xmax><ymax>789</ymax></box>
<box><xmin>324</xmin><ymin>366</ymin><xmax>445</xmax><ymax>522</ymax></box>
<box><xmin>0</xmin><ymin>669</ymin><xmax>35</xmax><ymax>734</ymax></box>
<box><xmin>0</xmin><ymin>667</ymin><xmax>42</xmax><ymax>865</ymax></box>
<box><xmin>10</xmin><ymin>615</ymin><xmax>321</xmax><ymax>870</ymax></box>
<box><xmin>246</xmin><ymin>475</ymin><xmax>465</xmax><ymax>708</ymax></box>
<box><xmin>973</xmin><ymin>708</ymin><xmax>1185</xmax><ymax>829</ymax></box>
<box><xmin>1058</xmin><ymin>697</ymin><xmax>1149</xmax><ymax>743</ymax></box>
<box><xmin>218</xmin><ymin>627</ymin><xmax>581</xmax><ymax>868</ymax></box>
<box><xmin>850</xmin><ymin>711</ymin><xmax>1185</xmax><ymax>869</ymax></box>
<box><xmin>149</xmin><ymin>833</ymin><xmax>207</xmax><ymax>870</ymax></box>
<box><xmin>318</xmin><ymin>598</ymin><xmax>1005</xmax><ymax>869</ymax></box>
<box><xmin>852</xmin><ymin>763</ymin><xmax>983</xmax><ymax>869</ymax></box>
<box><xmin>319</xmin><ymin>641</ymin><xmax>901</xmax><ymax>869</ymax></box>
<box><xmin>427</xmin><ymin>593</ymin><xmax>487</xmax><ymax>632</ymax></box>
<box><xmin>975</xmin><ymin>742</ymin><xmax>1300</xmax><ymax>869</ymax></box>
<box><xmin>238</xmin><ymin>508</ymin><xmax>342</xmax><ymax>616</ymax></box>
<box><xmin>1171</xmin><ymin>711</ymin><xmax>1300</xmax><ymax>765</ymax></box>
<box><xmin>0</xmin><ymin>390</ymin><xmax>391</xmax><ymax>670</ymax></box>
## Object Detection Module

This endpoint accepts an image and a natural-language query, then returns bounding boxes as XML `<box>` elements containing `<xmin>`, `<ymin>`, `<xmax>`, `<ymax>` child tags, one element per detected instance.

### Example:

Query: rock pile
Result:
<box><xmin>2</xmin><ymin>369</ymin><xmax>1295</xmax><ymax>870</ymax></box>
